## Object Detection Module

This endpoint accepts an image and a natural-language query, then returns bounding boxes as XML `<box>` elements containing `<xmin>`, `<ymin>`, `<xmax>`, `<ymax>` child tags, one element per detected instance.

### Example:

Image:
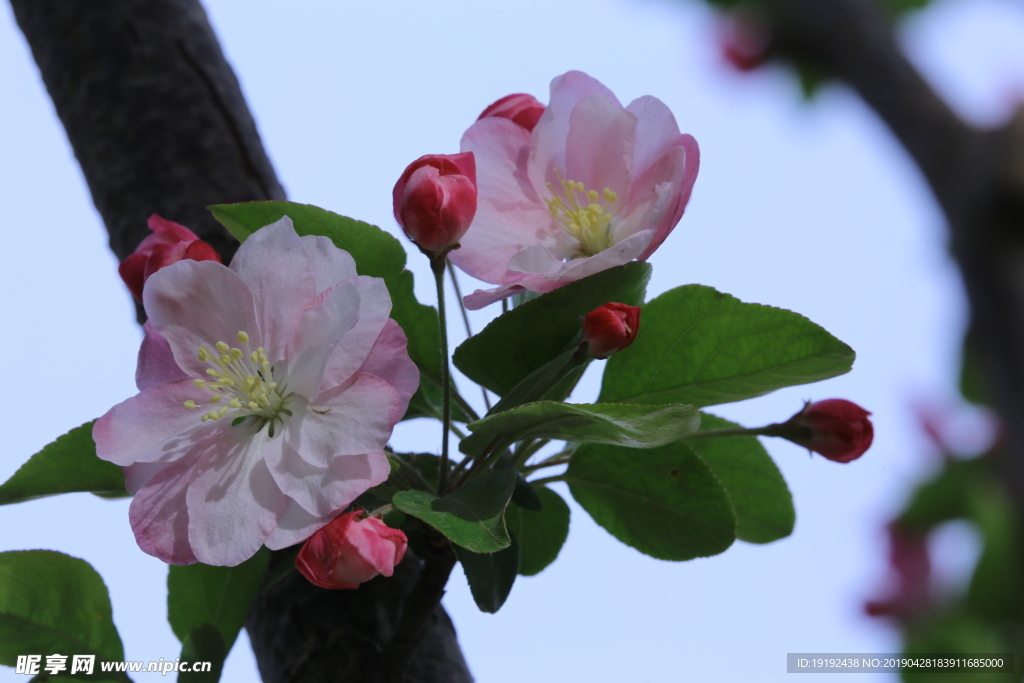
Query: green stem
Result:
<box><xmin>447</xmin><ymin>261</ymin><xmax>491</xmax><ymax>412</ymax></box>
<box><xmin>389</xmin><ymin>453</ymin><xmax>435</xmax><ymax>492</ymax></box>
<box><xmin>431</xmin><ymin>256</ymin><xmax>452</xmax><ymax>494</ymax></box>
<box><xmin>684</xmin><ymin>423</ymin><xmax>787</xmax><ymax>440</ymax></box>
<box><xmin>512</xmin><ymin>438</ymin><xmax>550</xmax><ymax>468</ymax></box>
<box><xmin>529</xmin><ymin>474</ymin><xmax>567</xmax><ymax>487</ymax></box>
<box><xmin>521</xmin><ymin>454</ymin><xmax>571</xmax><ymax>473</ymax></box>
<box><xmin>453</xmin><ymin>436</ymin><xmax>502</xmax><ymax>488</ymax></box>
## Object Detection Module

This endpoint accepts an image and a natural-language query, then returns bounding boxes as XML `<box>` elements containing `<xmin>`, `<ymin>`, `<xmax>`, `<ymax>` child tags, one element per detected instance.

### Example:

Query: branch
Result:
<box><xmin>10</xmin><ymin>1</ymin><xmax>473</xmax><ymax>680</ymax></box>
<box><xmin>762</xmin><ymin>0</ymin><xmax>1024</xmax><ymax>529</ymax></box>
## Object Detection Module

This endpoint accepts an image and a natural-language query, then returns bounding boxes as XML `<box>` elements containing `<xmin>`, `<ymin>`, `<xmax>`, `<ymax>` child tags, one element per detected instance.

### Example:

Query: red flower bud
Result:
<box><xmin>393</xmin><ymin>152</ymin><xmax>477</xmax><ymax>257</ymax></box>
<box><xmin>718</xmin><ymin>11</ymin><xmax>771</xmax><ymax>73</ymax></box>
<box><xmin>783</xmin><ymin>399</ymin><xmax>874</xmax><ymax>463</ymax></box>
<box><xmin>118</xmin><ymin>214</ymin><xmax>221</xmax><ymax>301</ymax></box>
<box><xmin>296</xmin><ymin>511</ymin><xmax>408</xmax><ymax>590</ymax></box>
<box><xmin>478</xmin><ymin>93</ymin><xmax>546</xmax><ymax>132</ymax></box>
<box><xmin>582</xmin><ymin>302</ymin><xmax>641</xmax><ymax>358</ymax></box>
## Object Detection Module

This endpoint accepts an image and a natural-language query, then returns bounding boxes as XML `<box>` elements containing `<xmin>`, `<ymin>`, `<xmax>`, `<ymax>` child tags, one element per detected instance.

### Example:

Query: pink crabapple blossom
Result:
<box><xmin>94</xmin><ymin>218</ymin><xmax>419</xmax><ymax>566</ymax></box>
<box><xmin>118</xmin><ymin>214</ymin><xmax>221</xmax><ymax>302</ymax></box>
<box><xmin>451</xmin><ymin>70</ymin><xmax>700</xmax><ymax>309</ymax></box>
<box><xmin>478</xmin><ymin>93</ymin><xmax>546</xmax><ymax>132</ymax></box>
<box><xmin>392</xmin><ymin>152</ymin><xmax>477</xmax><ymax>257</ymax></box>
<box><xmin>295</xmin><ymin>511</ymin><xmax>408</xmax><ymax>590</ymax></box>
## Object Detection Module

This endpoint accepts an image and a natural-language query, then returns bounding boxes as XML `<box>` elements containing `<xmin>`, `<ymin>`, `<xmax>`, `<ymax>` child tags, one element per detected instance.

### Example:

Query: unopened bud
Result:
<box><xmin>582</xmin><ymin>302</ymin><xmax>641</xmax><ymax>358</ymax></box>
<box><xmin>393</xmin><ymin>152</ymin><xmax>477</xmax><ymax>257</ymax></box>
<box><xmin>781</xmin><ymin>399</ymin><xmax>873</xmax><ymax>463</ymax></box>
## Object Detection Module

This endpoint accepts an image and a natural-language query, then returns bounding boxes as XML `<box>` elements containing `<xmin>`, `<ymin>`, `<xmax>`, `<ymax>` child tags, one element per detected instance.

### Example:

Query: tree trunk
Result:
<box><xmin>9</xmin><ymin>1</ymin><xmax>472</xmax><ymax>680</ymax></box>
<box><xmin>765</xmin><ymin>0</ymin><xmax>1024</xmax><ymax>549</ymax></box>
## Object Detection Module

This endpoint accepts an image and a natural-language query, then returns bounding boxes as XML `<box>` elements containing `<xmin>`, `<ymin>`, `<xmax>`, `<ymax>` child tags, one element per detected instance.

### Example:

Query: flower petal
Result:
<box><xmin>128</xmin><ymin>453</ymin><xmax>201</xmax><ymax>565</ymax></box>
<box><xmin>462</xmin><ymin>283</ymin><xmax>526</xmax><ymax>310</ymax></box>
<box><xmin>279</xmin><ymin>279</ymin><xmax>360</xmax><ymax>399</ymax></box>
<box><xmin>353</xmin><ymin>319</ymin><xmax>420</xmax><ymax>403</ymax></box>
<box><xmin>528</xmin><ymin>70</ymin><xmax>621</xmax><ymax>193</ymax></box>
<box><xmin>264</xmin><ymin>501</ymin><xmax>335</xmax><ymax>551</ymax></box>
<box><xmin>634</xmin><ymin>137</ymin><xmax>699</xmax><ymax>261</ymax></box>
<box><xmin>229</xmin><ymin>217</ymin><xmax>319</xmax><ymax>363</ymax></box>
<box><xmin>267</xmin><ymin>440</ymin><xmax>389</xmax><ymax>517</ymax></box>
<box><xmin>143</xmin><ymin>259</ymin><xmax>262</xmax><ymax>378</ymax></box>
<box><xmin>506</xmin><ymin>243</ymin><xmax>565</xmax><ymax>275</ymax></box>
<box><xmin>94</xmin><ymin>378</ymin><xmax>222</xmax><ymax>467</ymax></box>
<box><xmin>626</xmin><ymin>95</ymin><xmax>684</xmax><ymax>182</ymax></box>
<box><xmin>185</xmin><ymin>431</ymin><xmax>289</xmax><ymax>566</ymax></box>
<box><xmin>565</xmin><ymin>93</ymin><xmax>636</xmax><ymax>198</ymax></box>
<box><xmin>123</xmin><ymin>462</ymin><xmax>168</xmax><ymax>495</ymax></box>
<box><xmin>318</xmin><ymin>277</ymin><xmax>392</xmax><ymax>394</ymax></box>
<box><xmin>299</xmin><ymin>231</ymin><xmax>359</xmax><ymax>293</ymax></box>
<box><xmin>454</xmin><ymin>117</ymin><xmax>564</xmax><ymax>284</ymax></box>
<box><xmin>285</xmin><ymin>375</ymin><xmax>406</xmax><ymax>468</ymax></box>
<box><xmin>135</xmin><ymin>322</ymin><xmax>186</xmax><ymax>391</ymax></box>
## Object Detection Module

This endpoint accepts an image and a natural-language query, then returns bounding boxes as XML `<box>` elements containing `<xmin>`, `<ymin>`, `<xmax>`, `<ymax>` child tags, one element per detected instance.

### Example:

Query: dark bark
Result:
<box><xmin>763</xmin><ymin>0</ymin><xmax>1024</xmax><ymax>527</ymax></box>
<box><xmin>10</xmin><ymin>0</ymin><xmax>472</xmax><ymax>680</ymax></box>
<box><xmin>249</xmin><ymin>539</ymin><xmax>468</xmax><ymax>683</ymax></box>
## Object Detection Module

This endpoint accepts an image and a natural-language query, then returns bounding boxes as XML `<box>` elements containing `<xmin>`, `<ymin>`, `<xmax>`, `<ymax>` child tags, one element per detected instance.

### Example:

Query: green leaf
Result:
<box><xmin>881</xmin><ymin>0</ymin><xmax>932</xmax><ymax>16</ymax></box>
<box><xmin>506</xmin><ymin>486</ymin><xmax>570</xmax><ymax>576</ymax></box>
<box><xmin>899</xmin><ymin>458</ymin><xmax>988</xmax><ymax>531</ymax></box>
<box><xmin>967</xmin><ymin>482</ymin><xmax>1024</xmax><ymax>621</ymax></box>
<box><xmin>454</xmin><ymin>262</ymin><xmax>651</xmax><ymax>396</ymax></box>
<box><xmin>486</xmin><ymin>347</ymin><xmax>590</xmax><ymax>416</ymax></box>
<box><xmin>0</xmin><ymin>422</ymin><xmax>128</xmax><ymax>505</ymax></box>
<box><xmin>392</xmin><ymin>470</ymin><xmax>516</xmax><ymax>553</ymax></box>
<box><xmin>208</xmin><ymin>201</ymin><xmax>443</xmax><ymax>420</ymax></box>
<box><xmin>167</xmin><ymin>547</ymin><xmax>269</xmax><ymax>658</ymax></box>
<box><xmin>509</xmin><ymin>470</ymin><xmax>543</xmax><ymax>512</ymax></box>
<box><xmin>0</xmin><ymin>550</ymin><xmax>127</xmax><ymax>680</ymax></box>
<box><xmin>959</xmin><ymin>324</ymin><xmax>989</xmax><ymax>406</ymax></box>
<box><xmin>688</xmin><ymin>413</ymin><xmax>794</xmax><ymax>544</ymax></box>
<box><xmin>565</xmin><ymin>442</ymin><xmax>735</xmax><ymax>561</ymax></box>
<box><xmin>453</xmin><ymin>533</ymin><xmax>519</xmax><ymax>614</ymax></box>
<box><xmin>177</xmin><ymin>623</ymin><xmax>224</xmax><ymax>682</ymax></box>
<box><xmin>467</xmin><ymin>402</ymin><xmax>701</xmax><ymax>453</ymax></box>
<box><xmin>599</xmin><ymin>285</ymin><xmax>854</xmax><ymax>408</ymax></box>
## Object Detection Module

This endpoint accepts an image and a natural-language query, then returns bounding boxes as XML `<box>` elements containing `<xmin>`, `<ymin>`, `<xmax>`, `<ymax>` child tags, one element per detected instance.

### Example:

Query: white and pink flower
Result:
<box><xmin>451</xmin><ymin>70</ymin><xmax>700</xmax><ymax>309</ymax></box>
<box><xmin>95</xmin><ymin>219</ymin><xmax>419</xmax><ymax>566</ymax></box>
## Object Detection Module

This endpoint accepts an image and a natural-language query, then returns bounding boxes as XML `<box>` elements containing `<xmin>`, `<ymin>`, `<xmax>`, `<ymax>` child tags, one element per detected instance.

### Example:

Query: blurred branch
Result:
<box><xmin>760</xmin><ymin>0</ymin><xmax>1024</xmax><ymax>535</ymax></box>
<box><xmin>9</xmin><ymin>0</ymin><xmax>471</xmax><ymax>680</ymax></box>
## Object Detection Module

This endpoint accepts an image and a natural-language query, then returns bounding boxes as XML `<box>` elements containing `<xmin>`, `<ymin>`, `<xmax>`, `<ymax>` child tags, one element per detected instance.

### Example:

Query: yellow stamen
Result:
<box><xmin>544</xmin><ymin>170</ymin><xmax>619</xmax><ymax>256</ymax></box>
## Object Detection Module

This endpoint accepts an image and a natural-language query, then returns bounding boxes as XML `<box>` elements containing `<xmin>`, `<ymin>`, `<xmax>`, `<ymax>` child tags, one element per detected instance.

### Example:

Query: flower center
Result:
<box><xmin>183</xmin><ymin>330</ymin><xmax>293</xmax><ymax>435</ymax></box>
<box><xmin>545</xmin><ymin>172</ymin><xmax>619</xmax><ymax>257</ymax></box>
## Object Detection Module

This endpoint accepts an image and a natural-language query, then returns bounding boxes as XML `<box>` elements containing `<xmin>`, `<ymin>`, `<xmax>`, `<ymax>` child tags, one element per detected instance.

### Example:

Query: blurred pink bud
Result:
<box><xmin>393</xmin><ymin>153</ymin><xmax>477</xmax><ymax>257</ymax></box>
<box><xmin>118</xmin><ymin>214</ymin><xmax>221</xmax><ymax>301</ymax></box>
<box><xmin>719</xmin><ymin>11</ymin><xmax>771</xmax><ymax>73</ymax></box>
<box><xmin>865</xmin><ymin>523</ymin><xmax>932</xmax><ymax>620</ymax></box>
<box><xmin>296</xmin><ymin>512</ymin><xmax>408</xmax><ymax>590</ymax></box>
<box><xmin>783</xmin><ymin>399</ymin><xmax>874</xmax><ymax>463</ymax></box>
<box><xmin>582</xmin><ymin>302</ymin><xmax>641</xmax><ymax>358</ymax></box>
<box><xmin>479</xmin><ymin>93</ymin><xmax>546</xmax><ymax>132</ymax></box>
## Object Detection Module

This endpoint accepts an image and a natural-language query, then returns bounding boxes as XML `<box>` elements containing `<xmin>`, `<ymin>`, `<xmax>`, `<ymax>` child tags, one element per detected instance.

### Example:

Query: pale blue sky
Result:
<box><xmin>2</xmin><ymin>0</ymin><xmax>1022</xmax><ymax>681</ymax></box>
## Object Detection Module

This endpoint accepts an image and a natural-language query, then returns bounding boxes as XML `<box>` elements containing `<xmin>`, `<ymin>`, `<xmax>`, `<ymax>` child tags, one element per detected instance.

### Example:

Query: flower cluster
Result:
<box><xmin>97</xmin><ymin>219</ymin><xmax>418</xmax><ymax>566</ymax></box>
<box><xmin>448</xmin><ymin>70</ymin><xmax>700</xmax><ymax>309</ymax></box>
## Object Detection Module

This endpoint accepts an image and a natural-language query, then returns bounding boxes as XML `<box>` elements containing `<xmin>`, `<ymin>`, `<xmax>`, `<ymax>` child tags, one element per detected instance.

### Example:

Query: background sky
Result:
<box><xmin>2</xmin><ymin>0</ymin><xmax>1023</xmax><ymax>681</ymax></box>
